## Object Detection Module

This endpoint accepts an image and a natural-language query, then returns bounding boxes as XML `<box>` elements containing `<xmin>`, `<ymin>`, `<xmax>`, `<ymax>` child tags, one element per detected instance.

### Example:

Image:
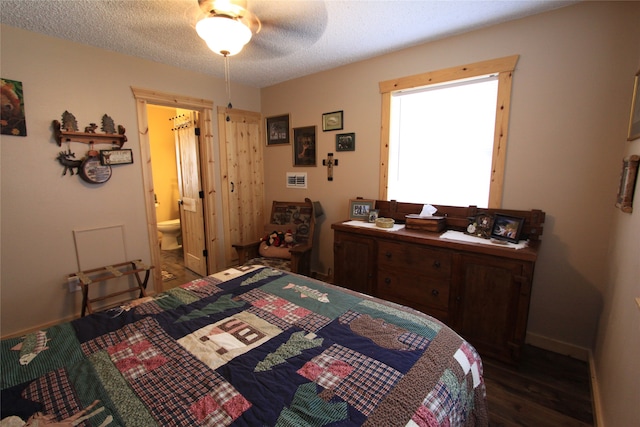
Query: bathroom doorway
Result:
<box><xmin>132</xmin><ymin>87</ymin><xmax>219</xmax><ymax>294</ymax></box>
<box><xmin>148</xmin><ymin>106</ymin><xmax>206</xmax><ymax>286</ymax></box>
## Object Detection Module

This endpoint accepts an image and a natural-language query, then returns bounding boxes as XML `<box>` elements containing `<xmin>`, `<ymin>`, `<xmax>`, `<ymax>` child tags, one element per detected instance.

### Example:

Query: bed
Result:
<box><xmin>1</xmin><ymin>265</ymin><xmax>488</xmax><ymax>426</ymax></box>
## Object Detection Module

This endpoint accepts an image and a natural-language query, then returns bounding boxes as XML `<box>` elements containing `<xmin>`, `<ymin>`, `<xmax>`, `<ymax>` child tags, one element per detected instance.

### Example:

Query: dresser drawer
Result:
<box><xmin>377</xmin><ymin>269</ymin><xmax>450</xmax><ymax>313</ymax></box>
<box><xmin>377</xmin><ymin>241</ymin><xmax>451</xmax><ymax>279</ymax></box>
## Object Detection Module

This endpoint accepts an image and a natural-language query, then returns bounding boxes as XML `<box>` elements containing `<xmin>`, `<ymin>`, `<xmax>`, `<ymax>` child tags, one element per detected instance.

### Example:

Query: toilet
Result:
<box><xmin>157</xmin><ymin>219</ymin><xmax>182</xmax><ymax>250</ymax></box>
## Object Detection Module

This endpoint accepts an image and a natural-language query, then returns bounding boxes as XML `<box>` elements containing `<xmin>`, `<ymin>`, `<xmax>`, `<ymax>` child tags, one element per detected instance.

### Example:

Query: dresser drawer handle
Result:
<box><xmin>433</xmin><ymin>260</ymin><xmax>441</xmax><ymax>268</ymax></box>
<box><xmin>431</xmin><ymin>289</ymin><xmax>439</xmax><ymax>297</ymax></box>
<box><xmin>385</xmin><ymin>252</ymin><xmax>392</xmax><ymax>258</ymax></box>
<box><xmin>384</xmin><ymin>277</ymin><xmax>391</xmax><ymax>285</ymax></box>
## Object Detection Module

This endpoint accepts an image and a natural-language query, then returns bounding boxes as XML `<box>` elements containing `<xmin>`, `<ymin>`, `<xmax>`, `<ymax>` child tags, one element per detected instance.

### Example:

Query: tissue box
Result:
<box><xmin>405</xmin><ymin>214</ymin><xmax>446</xmax><ymax>232</ymax></box>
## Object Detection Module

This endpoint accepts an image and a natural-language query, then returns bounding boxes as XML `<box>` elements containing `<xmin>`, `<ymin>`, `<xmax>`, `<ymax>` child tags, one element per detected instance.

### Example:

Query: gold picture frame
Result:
<box><xmin>616</xmin><ymin>155</ymin><xmax>639</xmax><ymax>213</ymax></box>
<box><xmin>628</xmin><ymin>69</ymin><xmax>640</xmax><ymax>141</ymax></box>
<box><xmin>322</xmin><ymin>110</ymin><xmax>343</xmax><ymax>132</ymax></box>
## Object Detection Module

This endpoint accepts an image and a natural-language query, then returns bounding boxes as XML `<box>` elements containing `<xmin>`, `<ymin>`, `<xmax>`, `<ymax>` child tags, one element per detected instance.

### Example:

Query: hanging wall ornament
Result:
<box><xmin>79</xmin><ymin>145</ymin><xmax>112</xmax><ymax>184</ymax></box>
<box><xmin>56</xmin><ymin>146</ymin><xmax>82</xmax><ymax>176</ymax></box>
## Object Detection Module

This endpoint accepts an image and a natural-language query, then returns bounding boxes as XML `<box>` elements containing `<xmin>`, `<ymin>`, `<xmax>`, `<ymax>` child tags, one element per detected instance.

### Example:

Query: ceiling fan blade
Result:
<box><xmin>244</xmin><ymin>0</ymin><xmax>328</xmax><ymax>58</ymax></box>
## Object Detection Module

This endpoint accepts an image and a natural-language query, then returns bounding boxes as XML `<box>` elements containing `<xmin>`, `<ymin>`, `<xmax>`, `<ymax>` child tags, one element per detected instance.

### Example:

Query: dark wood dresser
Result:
<box><xmin>332</xmin><ymin>201</ymin><xmax>545</xmax><ymax>363</ymax></box>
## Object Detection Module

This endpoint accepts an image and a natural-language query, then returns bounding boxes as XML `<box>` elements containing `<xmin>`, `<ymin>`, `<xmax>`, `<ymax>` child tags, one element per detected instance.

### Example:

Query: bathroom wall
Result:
<box><xmin>148</xmin><ymin>105</ymin><xmax>180</xmax><ymax>223</ymax></box>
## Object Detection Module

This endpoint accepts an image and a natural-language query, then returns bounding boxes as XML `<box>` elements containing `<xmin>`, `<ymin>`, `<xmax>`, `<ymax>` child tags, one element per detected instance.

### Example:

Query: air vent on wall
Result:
<box><xmin>286</xmin><ymin>172</ymin><xmax>307</xmax><ymax>188</ymax></box>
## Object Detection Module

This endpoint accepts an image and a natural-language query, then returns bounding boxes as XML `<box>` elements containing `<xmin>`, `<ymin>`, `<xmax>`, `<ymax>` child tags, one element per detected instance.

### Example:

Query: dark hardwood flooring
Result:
<box><xmin>160</xmin><ymin>248</ymin><xmax>202</xmax><ymax>290</ymax></box>
<box><xmin>483</xmin><ymin>345</ymin><xmax>593</xmax><ymax>427</ymax></box>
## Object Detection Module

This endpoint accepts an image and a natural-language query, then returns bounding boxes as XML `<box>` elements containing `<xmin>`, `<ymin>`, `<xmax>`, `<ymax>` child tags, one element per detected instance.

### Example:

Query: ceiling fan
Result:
<box><xmin>195</xmin><ymin>0</ymin><xmax>260</xmax><ymax>56</ymax></box>
<box><xmin>193</xmin><ymin>0</ymin><xmax>328</xmax><ymax>59</ymax></box>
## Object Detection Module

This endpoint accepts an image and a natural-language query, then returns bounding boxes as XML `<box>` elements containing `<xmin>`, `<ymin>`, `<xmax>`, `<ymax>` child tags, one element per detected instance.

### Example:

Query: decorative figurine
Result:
<box><xmin>56</xmin><ymin>148</ymin><xmax>82</xmax><ymax>176</ymax></box>
<box><xmin>101</xmin><ymin>114</ymin><xmax>115</xmax><ymax>134</ymax></box>
<box><xmin>61</xmin><ymin>111</ymin><xmax>78</xmax><ymax>131</ymax></box>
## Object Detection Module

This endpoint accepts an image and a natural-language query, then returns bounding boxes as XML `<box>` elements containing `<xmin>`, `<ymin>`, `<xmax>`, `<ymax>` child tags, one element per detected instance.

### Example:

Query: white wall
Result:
<box><xmin>0</xmin><ymin>25</ymin><xmax>261</xmax><ymax>336</ymax></box>
<box><xmin>261</xmin><ymin>2</ymin><xmax>640</xmax><ymax>353</ymax></box>
<box><xmin>260</xmin><ymin>3</ymin><xmax>640</xmax><ymax>423</ymax></box>
<box><xmin>594</xmin><ymin>138</ymin><xmax>640</xmax><ymax>425</ymax></box>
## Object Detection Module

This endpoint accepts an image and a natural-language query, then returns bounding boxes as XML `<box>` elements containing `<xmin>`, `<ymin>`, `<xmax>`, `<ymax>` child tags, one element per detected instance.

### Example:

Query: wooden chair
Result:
<box><xmin>233</xmin><ymin>198</ymin><xmax>315</xmax><ymax>276</ymax></box>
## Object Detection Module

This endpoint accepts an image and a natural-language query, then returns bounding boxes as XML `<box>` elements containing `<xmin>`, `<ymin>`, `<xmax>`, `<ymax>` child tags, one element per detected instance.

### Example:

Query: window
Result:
<box><xmin>388</xmin><ymin>75</ymin><xmax>498</xmax><ymax>207</ymax></box>
<box><xmin>379</xmin><ymin>55</ymin><xmax>519</xmax><ymax>208</ymax></box>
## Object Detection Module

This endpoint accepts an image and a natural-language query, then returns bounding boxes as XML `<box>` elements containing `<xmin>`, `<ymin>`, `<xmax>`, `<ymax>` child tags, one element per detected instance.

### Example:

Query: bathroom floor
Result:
<box><xmin>160</xmin><ymin>248</ymin><xmax>203</xmax><ymax>290</ymax></box>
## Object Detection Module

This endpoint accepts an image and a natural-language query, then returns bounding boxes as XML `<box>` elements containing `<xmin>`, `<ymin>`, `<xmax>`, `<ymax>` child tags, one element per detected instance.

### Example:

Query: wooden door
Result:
<box><xmin>175</xmin><ymin>111</ymin><xmax>207</xmax><ymax>276</ymax></box>
<box><xmin>217</xmin><ymin>107</ymin><xmax>265</xmax><ymax>267</ymax></box>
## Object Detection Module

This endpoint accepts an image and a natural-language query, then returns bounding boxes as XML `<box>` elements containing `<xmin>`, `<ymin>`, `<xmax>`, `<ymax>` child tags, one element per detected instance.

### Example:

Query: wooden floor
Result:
<box><xmin>160</xmin><ymin>248</ymin><xmax>202</xmax><ymax>290</ymax></box>
<box><xmin>483</xmin><ymin>345</ymin><xmax>594</xmax><ymax>427</ymax></box>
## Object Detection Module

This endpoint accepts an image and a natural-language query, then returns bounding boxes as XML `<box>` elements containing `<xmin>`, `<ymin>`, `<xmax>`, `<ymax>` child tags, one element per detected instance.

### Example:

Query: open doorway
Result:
<box><xmin>131</xmin><ymin>87</ymin><xmax>219</xmax><ymax>294</ymax></box>
<box><xmin>147</xmin><ymin>105</ymin><xmax>205</xmax><ymax>288</ymax></box>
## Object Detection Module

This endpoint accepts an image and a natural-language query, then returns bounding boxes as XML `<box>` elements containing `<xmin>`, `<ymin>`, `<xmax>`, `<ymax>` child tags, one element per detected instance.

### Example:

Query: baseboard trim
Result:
<box><xmin>1</xmin><ymin>315</ymin><xmax>77</xmax><ymax>340</ymax></box>
<box><xmin>525</xmin><ymin>331</ymin><xmax>589</xmax><ymax>361</ymax></box>
<box><xmin>588</xmin><ymin>349</ymin><xmax>604</xmax><ymax>427</ymax></box>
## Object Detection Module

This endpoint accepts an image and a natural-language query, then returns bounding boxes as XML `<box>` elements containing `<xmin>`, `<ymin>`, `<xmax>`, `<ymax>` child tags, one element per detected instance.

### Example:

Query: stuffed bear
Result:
<box><xmin>259</xmin><ymin>229</ymin><xmax>296</xmax><ymax>259</ymax></box>
<box><xmin>283</xmin><ymin>230</ymin><xmax>295</xmax><ymax>247</ymax></box>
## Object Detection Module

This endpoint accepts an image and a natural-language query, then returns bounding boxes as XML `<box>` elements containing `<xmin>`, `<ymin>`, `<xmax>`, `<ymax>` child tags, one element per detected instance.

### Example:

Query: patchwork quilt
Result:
<box><xmin>1</xmin><ymin>266</ymin><xmax>488</xmax><ymax>426</ymax></box>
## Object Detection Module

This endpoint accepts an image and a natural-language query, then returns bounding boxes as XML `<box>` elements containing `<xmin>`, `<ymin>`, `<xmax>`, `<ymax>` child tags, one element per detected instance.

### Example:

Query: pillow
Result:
<box><xmin>258</xmin><ymin>241</ymin><xmax>292</xmax><ymax>259</ymax></box>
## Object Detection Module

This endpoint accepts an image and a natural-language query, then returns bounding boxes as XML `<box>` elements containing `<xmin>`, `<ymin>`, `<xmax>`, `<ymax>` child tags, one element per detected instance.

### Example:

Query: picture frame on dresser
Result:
<box><xmin>466</xmin><ymin>213</ymin><xmax>493</xmax><ymax>239</ymax></box>
<box><xmin>490</xmin><ymin>213</ymin><xmax>525</xmax><ymax>243</ymax></box>
<box><xmin>349</xmin><ymin>199</ymin><xmax>375</xmax><ymax>220</ymax></box>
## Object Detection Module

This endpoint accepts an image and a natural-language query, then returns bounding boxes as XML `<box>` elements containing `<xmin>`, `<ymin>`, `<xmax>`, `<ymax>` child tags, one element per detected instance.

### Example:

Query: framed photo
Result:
<box><xmin>293</xmin><ymin>126</ymin><xmax>316</xmax><ymax>166</ymax></box>
<box><xmin>490</xmin><ymin>214</ymin><xmax>525</xmax><ymax>243</ymax></box>
<box><xmin>100</xmin><ymin>149</ymin><xmax>133</xmax><ymax>165</ymax></box>
<box><xmin>266</xmin><ymin>114</ymin><xmax>290</xmax><ymax>145</ymax></box>
<box><xmin>616</xmin><ymin>155</ymin><xmax>639</xmax><ymax>213</ymax></box>
<box><xmin>322</xmin><ymin>110</ymin><xmax>343</xmax><ymax>131</ymax></box>
<box><xmin>628</xmin><ymin>69</ymin><xmax>640</xmax><ymax>141</ymax></box>
<box><xmin>349</xmin><ymin>199</ymin><xmax>375</xmax><ymax>221</ymax></box>
<box><xmin>368</xmin><ymin>209</ymin><xmax>380</xmax><ymax>223</ymax></box>
<box><xmin>336</xmin><ymin>132</ymin><xmax>355</xmax><ymax>151</ymax></box>
<box><xmin>465</xmin><ymin>213</ymin><xmax>493</xmax><ymax>239</ymax></box>
<box><xmin>1</xmin><ymin>78</ymin><xmax>27</xmax><ymax>136</ymax></box>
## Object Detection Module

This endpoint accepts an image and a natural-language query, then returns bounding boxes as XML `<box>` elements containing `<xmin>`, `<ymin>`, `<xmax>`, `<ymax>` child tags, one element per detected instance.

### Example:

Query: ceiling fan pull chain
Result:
<box><xmin>223</xmin><ymin>52</ymin><xmax>232</xmax><ymax>121</ymax></box>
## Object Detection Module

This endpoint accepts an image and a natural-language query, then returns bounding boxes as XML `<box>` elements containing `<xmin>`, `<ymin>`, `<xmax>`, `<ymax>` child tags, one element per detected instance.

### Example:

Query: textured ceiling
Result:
<box><xmin>0</xmin><ymin>0</ymin><xmax>578</xmax><ymax>88</ymax></box>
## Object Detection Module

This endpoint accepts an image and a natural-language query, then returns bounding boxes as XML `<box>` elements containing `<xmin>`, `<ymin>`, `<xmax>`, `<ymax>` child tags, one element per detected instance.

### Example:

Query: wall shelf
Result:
<box><xmin>53</xmin><ymin>120</ymin><xmax>127</xmax><ymax>148</ymax></box>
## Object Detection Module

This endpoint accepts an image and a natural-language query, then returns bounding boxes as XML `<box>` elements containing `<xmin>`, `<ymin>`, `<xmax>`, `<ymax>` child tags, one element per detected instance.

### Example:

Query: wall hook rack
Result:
<box><xmin>53</xmin><ymin>120</ymin><xmax>127</xmax><ymax>148</ymax></box>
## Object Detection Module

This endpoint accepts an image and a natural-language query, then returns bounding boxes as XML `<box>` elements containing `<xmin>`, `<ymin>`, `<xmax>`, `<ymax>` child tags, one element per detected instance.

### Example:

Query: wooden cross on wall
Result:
<box><xmin>322</xmin><ymin>153</ymin><xmax>339</xmax><ymax>181</ymax></box>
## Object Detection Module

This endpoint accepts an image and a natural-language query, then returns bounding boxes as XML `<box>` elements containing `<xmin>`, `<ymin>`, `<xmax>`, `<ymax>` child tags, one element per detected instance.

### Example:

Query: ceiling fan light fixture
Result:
<box><xmin>196</xmin><ymin>16</ymin><xmax>252</xmax><ymax>56</ymax></box>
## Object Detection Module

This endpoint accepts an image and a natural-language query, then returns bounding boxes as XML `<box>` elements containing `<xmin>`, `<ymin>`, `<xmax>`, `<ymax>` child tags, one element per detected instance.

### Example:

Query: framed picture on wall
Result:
<box><xmin>628</xmin><ymin>69</ymin><xmax>640</xmax><ymax>141</ymax></box>
<box><xmin>336</xmin><ymin>132</ymin><xmax>355</xmax><ymax>151</ymax></box>
<box><xmin>616</xmin><ymin>155</ymin><xmax>639</xmax><ymax>213</ymax></box>
<box><xmin>293</xmin><ymin>126</ymin><xmax>316</xmax><ymax>166</ymax></box>
<box><xmin>0</xmin><ymin>78</ymin><xmax>27</xmax><ymax>136</ymax></box>
<box><xmin>322</xmin><ymin>110</ymin><xmax>343</xmax><ymax>131</ymax></box>
<box><xmin>266</xmin><ymin>114</ymin><xmax>290</xmax><ymax>145</ymax></box>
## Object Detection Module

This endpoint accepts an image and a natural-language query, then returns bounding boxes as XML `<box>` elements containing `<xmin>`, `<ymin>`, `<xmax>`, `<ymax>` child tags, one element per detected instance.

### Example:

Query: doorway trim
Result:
<box><xmin>131</xmin><ymin>86</ymin><xmax>218</xmax><ymax>293</ymax></box>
